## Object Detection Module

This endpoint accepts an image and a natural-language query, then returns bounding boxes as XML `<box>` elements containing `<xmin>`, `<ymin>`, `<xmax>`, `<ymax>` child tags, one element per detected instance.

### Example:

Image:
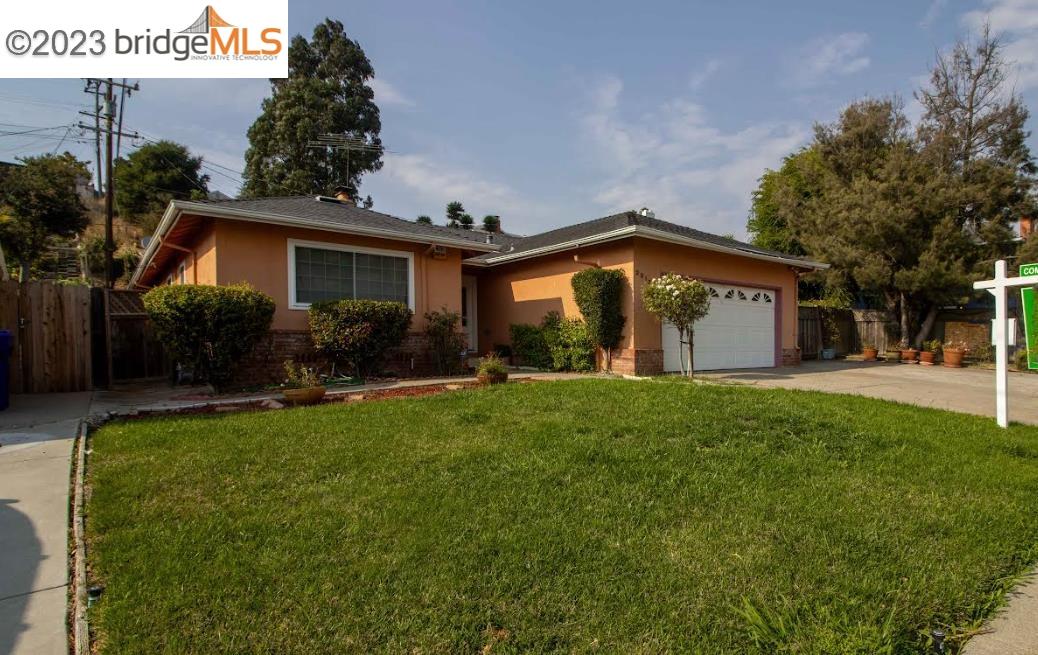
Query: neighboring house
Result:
<box><xmin>129</xmin><ymin>193</ymin><xmax>826</xmax><ymax>377</ymax></box>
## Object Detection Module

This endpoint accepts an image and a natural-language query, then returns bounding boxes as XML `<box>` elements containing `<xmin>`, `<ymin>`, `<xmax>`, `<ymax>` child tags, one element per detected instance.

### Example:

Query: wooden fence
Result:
<box><xmin>798</xmin><ymin>306</ymin><xmax>897</xmax><ymax>359</ymax></box>
<box><xmin>797</xmin><ymin>305</ymin><xmax>1000</xmax><ymax>359</ymax></box>
<box><xmin>91</xmin><ymin>288</ymin><xmax>170</xmax><ymax>387</ymax></box>
<box><xmin>0</xmin><ymin>280</ymin><xmax>92</xmax><ymax>393</ymax></box>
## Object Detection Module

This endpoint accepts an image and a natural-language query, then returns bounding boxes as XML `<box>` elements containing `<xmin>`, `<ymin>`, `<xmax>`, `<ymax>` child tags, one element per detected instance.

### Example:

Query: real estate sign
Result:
<box><xmin>1023</xmin><ymin>262</ymin><xmax>1038</xmax><ymax>371</ymax></box>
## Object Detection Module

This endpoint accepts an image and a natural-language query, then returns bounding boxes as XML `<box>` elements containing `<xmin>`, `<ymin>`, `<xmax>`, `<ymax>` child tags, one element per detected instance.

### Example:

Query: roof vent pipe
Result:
<box><xmin>639</xmin><ymin>207</ymin><xmax>654</xmax><ymax>218</ymax></box>
<box><xmin>485</xmin><ymin>233</ymin><xmax>493</xmax><ymax>244</ymax></box>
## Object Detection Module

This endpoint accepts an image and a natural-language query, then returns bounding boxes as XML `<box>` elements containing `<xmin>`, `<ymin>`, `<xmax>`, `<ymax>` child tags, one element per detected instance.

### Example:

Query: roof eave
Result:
<box><xmin>469</xmin><ymin>225</ymin><xmax>828</xmax><ymax>270</ymax></box>
<box><xmin>130</xmin><ymin>200</ymin><xmax>502</xmax><ymax>286</ymax></box>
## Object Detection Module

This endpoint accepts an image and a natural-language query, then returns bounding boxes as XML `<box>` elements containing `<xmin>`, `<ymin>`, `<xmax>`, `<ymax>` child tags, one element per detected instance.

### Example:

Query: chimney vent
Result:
<box><xmin>332</xmin><ymin>186</ymin><xmax>355</xmax><ymax>205</ymax></box>
<box><xmin>485</xmin><ymin>232</ymin><xmax>493</xmax><ymax>244</ymax></box>
<box><xmin>639</xmin><ymin>207</ymin><xmax>654</xmax><ymax>218</ymax></box>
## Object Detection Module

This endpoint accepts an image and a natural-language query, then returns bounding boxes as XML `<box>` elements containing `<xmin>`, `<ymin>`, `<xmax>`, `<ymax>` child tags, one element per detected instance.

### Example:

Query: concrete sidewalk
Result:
<box><xmin>0</xmin><ymin>392</ymin><xmax>91</xmax><ymax>655</ymax></box>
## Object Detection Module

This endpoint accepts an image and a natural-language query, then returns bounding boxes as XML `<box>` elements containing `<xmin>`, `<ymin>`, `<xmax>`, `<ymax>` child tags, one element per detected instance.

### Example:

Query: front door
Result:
<box><xmin>461</xmin><ymin>275</ymin><xmax>478</xmax><ymax>352</ymax></box>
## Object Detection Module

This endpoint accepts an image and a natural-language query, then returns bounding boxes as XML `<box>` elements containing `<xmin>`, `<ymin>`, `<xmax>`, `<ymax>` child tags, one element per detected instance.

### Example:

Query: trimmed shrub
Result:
<box><xmin>571</xmin><ymin>268</ymin><xmax>627</xmax><ymax>369</ymax></box>
<box><xmin>544</xmin><ymin>314</ymin><xmax>595</xmax><ymax>372</ymax></box>
<box><xmin>424</xmin><ymin>308</ymin><xmax>467</xmax><ymax>375</ymax></box>
<box><xmin>308</xmin><ymin>299</ymin><xmax>412</xmax><ymax>378</ymax></box>
<box><xmin>509</xmin><ymin>322</ymin><xmax>551</xmax><ymax>369</ymax></box>
<box><xmin>142</xmin><ymin>284</ymin><xmax>275</xmax><ymax>390</ymax></box>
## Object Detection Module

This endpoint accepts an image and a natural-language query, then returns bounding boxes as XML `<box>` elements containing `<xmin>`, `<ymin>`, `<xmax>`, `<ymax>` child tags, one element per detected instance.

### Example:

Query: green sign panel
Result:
<box><xmin>1022</xmin><ymin>262</ymin><xmax>1038</xmax><ymax>277</ymax></box>
<box><xmin>1024</xmin><ymin>286</ymin><xmax>1038</xmax><ymax>370</ymax></box>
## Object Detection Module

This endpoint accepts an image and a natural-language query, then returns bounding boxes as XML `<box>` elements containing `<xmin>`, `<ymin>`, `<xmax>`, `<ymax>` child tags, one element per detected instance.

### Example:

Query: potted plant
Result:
<box><xmin>919</xmin><ymin>339</ymin><xmax>941</xmax><ymax>366</ymax></box>
<box><xmin>898</xmin><ymin>340</ymin><xmax>918</xmax><ymax>364</ymax></box>
<box><xmin>476</xmin><ymin>353</ymin><xmax>509</xmax><ymax>385</ymax></box>
<box><xmin>943</xmin><ymin>341</ymin><xmax>967</xmax><ymax>368</ymax></box>
<box><xmin>861</xmin><ymin>342</ymin><xmax>878</xmax><ymax>362</ymax></box>
<box><xmin>884</xmin><ymin>346</ymin><xmax>901</xmax><ymax>362</ymax></box>
<box><xmin>282</xmin><ymin>360</ymin><xmax>326</xmax><ymax>405</ymax></box>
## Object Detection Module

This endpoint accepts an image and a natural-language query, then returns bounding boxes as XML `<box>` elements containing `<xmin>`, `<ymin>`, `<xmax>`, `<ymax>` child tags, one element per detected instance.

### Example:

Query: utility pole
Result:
<box><xmin>80</xmin><ymin>78</ymin><xmax>140</xmax><ymax>288</ymax></box>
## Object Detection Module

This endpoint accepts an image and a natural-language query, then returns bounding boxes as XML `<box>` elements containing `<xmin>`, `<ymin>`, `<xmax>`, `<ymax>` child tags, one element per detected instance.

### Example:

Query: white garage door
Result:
<box><xmin>663</xmin><ymin>284</ymin><xmax>776</xmax><ymax>372</ymax></box>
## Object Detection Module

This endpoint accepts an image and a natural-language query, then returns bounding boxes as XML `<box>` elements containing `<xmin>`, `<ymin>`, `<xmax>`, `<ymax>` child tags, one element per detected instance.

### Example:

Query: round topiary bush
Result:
<box><xmin>142</xmin><ymin>284</ymin><xmax>275</xmax><ymax>390</ymax></box>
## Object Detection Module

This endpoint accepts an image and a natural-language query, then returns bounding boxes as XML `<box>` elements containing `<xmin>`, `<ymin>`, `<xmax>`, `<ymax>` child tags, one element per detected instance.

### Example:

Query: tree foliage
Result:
<box><xmin>416</xmin><ymin>215</ymin><xmax>433</xmax><ymax>225</ymax></box>
<box><xmin>142</xmin><ymin>284</ymin><xmax>275</xmax><ymax>391</ymax></box>
<box><xmin>243</xmin><ymin>19</ymin><xmax>383</xmax><ymax>197</ymax></box>
<box><xmin>446</xmin><ymin>201</ymin><xmax>465</xmax><ymax>228</ymax></box>
<box><xmin>482</xmin><ymin>215</ymin><xmax>501</xmax><ymax>232</ymax></box>
<box><xmin>0</xmin><ymin>153</ymin><xmax>90</xmax><ymax>277</ymax></box>
<box><xmin>747</xmin><ymin>27</ymin><xmax>1036</xmax><ymax>345</ymax></box>
<box><xmin>571</xmin><ymin>267</ymin><xmax>627</xmax><ymax>369</ymax></box>
<box><xmin>642</xmin><ymin>274</ymin><xmax>711</xmax><ymax>376</ymax></box>
<box><xmin>115</xmin><ymin>140</ymin><xmax>209</xmax><ymax>230</ymax></box>
<box><xmin>424</xmin><ymin>308</ymin><xmax>467</xmax><ymax>375</ymax></box>
<box><xmin>747</xmin><ymin>147</ymin><xmax>822</xmax><ymax>256</ymax></box>
<box><xmin>308</xmin><ymin>299</ymin><xmax>411</xmax><ymax>378</ymax></box>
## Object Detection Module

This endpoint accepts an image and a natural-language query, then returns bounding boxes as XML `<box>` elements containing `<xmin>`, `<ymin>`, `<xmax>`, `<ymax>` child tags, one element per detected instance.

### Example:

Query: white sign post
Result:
<box><xmin>973</xmin><ymin>260</ymin><xmax>1038</xmax><ymax>427</ymax></box>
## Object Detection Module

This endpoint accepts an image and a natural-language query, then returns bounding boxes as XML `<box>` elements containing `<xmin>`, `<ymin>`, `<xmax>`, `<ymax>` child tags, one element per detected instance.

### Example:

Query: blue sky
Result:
<box><xmin>1</xmin><ymin>0</ymin><xmax>1037</xmax><ymax>238</ymax></box>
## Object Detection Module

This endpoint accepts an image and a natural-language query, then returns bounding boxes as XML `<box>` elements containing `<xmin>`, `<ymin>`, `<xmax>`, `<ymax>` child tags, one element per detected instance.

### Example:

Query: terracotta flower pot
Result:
<box><xmin>862</xmin><ymin>347</ymin><xmax>878</xmax><ymax>361</ymax></box>
<box><xmin>943</xmin><ymin>348</ymin><xmax>965</xmax><ymax>368</ymax></box>
<box><xmin>477</xmin><ymin>371</ymin><xmax>508</xmax><ymax>385</ymax></box>
<box><xmin>919</xmin><ymin>351</ymin><xmax>936</xmax><ymax>365</ymax></box>
<box><xmin>900</xmin><ymin>349</ymin><xmax>919</xmax><ymax>363</ymax></box>
<box><xmin>283</xmin><ymin>386</ymin><xmax>326</xmax><ymax>405</ymax></box>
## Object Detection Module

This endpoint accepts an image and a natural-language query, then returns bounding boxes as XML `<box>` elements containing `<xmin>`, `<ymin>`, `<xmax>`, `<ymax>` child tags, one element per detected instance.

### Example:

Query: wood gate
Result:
<box><xmin>91</xmin><ymin>289</ymin><xmax>170</xmax><ymax>386</ymax></box>
<box><xmin>0</xmin><ymin>280</ymin><xmax>92</xmax><ymax>393</ymax></box>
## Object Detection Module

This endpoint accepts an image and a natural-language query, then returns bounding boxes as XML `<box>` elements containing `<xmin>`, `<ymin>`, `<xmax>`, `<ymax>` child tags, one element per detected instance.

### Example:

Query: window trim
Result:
<box><xmin>286</xmin><ymin>238</ymin><xmax>415</xmax><ymax>311</ymax></box>
<box><xmin>177</xmin><ymin>262</ymin><xmax>187</xmax><ymax>285</ymax></box>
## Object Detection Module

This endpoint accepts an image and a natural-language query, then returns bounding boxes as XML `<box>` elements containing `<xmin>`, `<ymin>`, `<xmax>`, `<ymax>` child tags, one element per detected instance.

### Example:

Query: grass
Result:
<box><xmin>86</xmin><ymin>379</ymin><xmax>1038</xmax><ymax>654</ymax></box>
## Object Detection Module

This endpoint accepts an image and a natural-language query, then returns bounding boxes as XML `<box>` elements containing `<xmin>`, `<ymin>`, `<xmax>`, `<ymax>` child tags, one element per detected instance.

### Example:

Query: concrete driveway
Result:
<box><xmin>701</xmin><ymin>360</ymin><xmax>1038</xmax><ymax>426</ymax></box>
<box><xmin>0</xmin><ymin>392</ymin><xmax>91</xmax><ymax>655</ymax></box>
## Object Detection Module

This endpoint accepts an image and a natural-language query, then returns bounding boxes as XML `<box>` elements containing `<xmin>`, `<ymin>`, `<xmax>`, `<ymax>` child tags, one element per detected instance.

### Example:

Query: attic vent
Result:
<box><xmin>639</xmin><ymin>207</ymin><xmax>654</xmax><ymax>218</ymax></box>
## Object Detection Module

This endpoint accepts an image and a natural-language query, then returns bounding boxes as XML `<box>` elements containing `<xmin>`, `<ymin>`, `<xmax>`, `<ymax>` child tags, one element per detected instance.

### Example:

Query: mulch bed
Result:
<box><xmin>111</xmin><ymin>379</ymin><xmax>528</xmax><ymax>421</ymax></box>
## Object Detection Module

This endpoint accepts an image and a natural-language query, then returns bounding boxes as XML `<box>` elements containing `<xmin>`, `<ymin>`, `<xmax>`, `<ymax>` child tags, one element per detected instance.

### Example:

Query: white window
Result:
<box><xmin>287</xmin><ymin>238</ymin><xmax>415</xmax><ymax>310</ymax></box>
<box><xmin>177</xmin><ymin>262</ymin><xmax>187</xmax><ymax>284</ymax></box>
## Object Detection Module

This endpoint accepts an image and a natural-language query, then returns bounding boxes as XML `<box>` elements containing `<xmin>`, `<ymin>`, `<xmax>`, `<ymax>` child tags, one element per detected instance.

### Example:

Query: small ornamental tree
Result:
<box><xmin>571</xmin><ymin>267</ymin><xmax>627</xmax><ymax>370</ymax></box>
<box><xmin>308</xmin><ymin>299</ymin><xmax>412</xmax><ymax>378</ymax></box>
<box><xmin>642</xmin><ymin>274</ymin><xmax>711</xmax><ymax>377</ymax></box>
<box><xmin>142</xmin><ymin>284</ymin><xmax>275</xmax><ymax>390</ymax></box>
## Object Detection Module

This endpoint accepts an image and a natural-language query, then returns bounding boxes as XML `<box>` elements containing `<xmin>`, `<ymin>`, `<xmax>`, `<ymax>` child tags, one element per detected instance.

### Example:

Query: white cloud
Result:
<box><xmin>579</xmin><ymin>76</ymin><xmax>809</xmax><ymax>237</ymax></box>
<box><xmin>962</xmin><ymin>0</ymin><xmax>1038</xmax><ymax>91</ymax></box>
<box><xmin>920</xmin><ymin>0</ymin><xmax>948</xmax><ymax>28</ymax></box>
<box><xmin>689</xmin><ymin>59</ymin><xmax>723</xmax><ymax>91</ymax></box>
<box><xmin>381</xmin><ymin>153</ymin><xmax>519</xmax><ymax>211</ymax></box>
<box><xmin>370</xmin><ymin>78</ymin><xmax>415</xmax><ymax>108</ymax></box>
<box><xmin>793</xmin><ymin>32</ymin><xmax>871</xmax><ymax>87</ymax></box>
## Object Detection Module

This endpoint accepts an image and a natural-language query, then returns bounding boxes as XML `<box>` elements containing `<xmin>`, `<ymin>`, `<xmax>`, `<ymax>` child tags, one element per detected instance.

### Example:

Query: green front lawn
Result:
<box><xmin>87</xmin><ymin>379</ymin><xmax>1038</xmax><ymax>654</ymax></box>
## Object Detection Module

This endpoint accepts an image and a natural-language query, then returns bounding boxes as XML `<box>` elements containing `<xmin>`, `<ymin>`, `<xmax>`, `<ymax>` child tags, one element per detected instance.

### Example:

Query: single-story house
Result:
<box><xmin>130</xmin><ymin>193</ymin><xmax>827</xmax><ymax>377</ymax></box>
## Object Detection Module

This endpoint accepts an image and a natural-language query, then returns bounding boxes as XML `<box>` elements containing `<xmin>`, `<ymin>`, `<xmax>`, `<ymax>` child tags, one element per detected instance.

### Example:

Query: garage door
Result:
<box><xmin>662</xmin><ymin>284</ymin><xmax>776</xmax><ymax>372</ymax></box>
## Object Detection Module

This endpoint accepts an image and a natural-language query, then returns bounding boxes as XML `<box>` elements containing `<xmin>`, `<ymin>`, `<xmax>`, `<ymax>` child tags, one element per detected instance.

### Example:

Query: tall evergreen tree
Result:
<box><xmin>243</xmin><ymin>19</ymin><xmax>383</xmax><ymax>197</ymax></box>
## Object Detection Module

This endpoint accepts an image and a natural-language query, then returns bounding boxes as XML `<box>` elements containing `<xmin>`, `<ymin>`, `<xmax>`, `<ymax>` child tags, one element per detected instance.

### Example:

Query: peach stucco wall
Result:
<box><xmin>473</xmin><ymin>236</ymin><xmax>799</xmax><ymax>356</ymax></box>
<box><xmin>631</xmin><ymin>239</ymin><xmax>798</xmax><ymax>351</ymax></box>
<box><xmin>212</xmin><ymin>219</ymin><xmax>463</xmax><ymax>331</ymax></box>
<box><xmin>473</xmin><ymin>239</ymin><xmax>635</xmax><ymax>353</ymax></box>
<box><xmin>156</xmin><ymin>223</ymin><xmax>216</xmax><ymax>286</ymax></box>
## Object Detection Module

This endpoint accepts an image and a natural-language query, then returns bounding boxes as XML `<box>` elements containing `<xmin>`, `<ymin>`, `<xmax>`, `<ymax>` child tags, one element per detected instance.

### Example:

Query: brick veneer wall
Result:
<box><xmin>781</xmin><ymin>347</ymin><xmax>801</xmax><ymax>366</ymax></box>
<box><xmin>230</xmin><ymin>329</ymin><xmax>438</xmax><ymax>387</ymax></box>
<box><xmin>608</xmin><ymin>348</ymin><xmax>664</xmax><ymax>376</ymax></box>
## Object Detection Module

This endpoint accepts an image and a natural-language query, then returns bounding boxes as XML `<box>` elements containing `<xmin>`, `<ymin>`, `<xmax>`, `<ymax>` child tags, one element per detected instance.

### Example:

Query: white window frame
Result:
<box><xmin>287</xmin><ymin>238</ymin><xmax>415</xmax><ymax>311</ymax></box>
<box><xmin>177</xmin><ymin>262</ymin><xmax>187</xmax><ymax>285</ymax></box>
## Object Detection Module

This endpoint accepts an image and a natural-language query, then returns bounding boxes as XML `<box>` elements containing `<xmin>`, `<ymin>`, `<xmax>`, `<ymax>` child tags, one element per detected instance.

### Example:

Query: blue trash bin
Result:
<box><xmin>0</xmin><ymin>329</ymin><xmax>11</xmax><ymax>411</ymax></box>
